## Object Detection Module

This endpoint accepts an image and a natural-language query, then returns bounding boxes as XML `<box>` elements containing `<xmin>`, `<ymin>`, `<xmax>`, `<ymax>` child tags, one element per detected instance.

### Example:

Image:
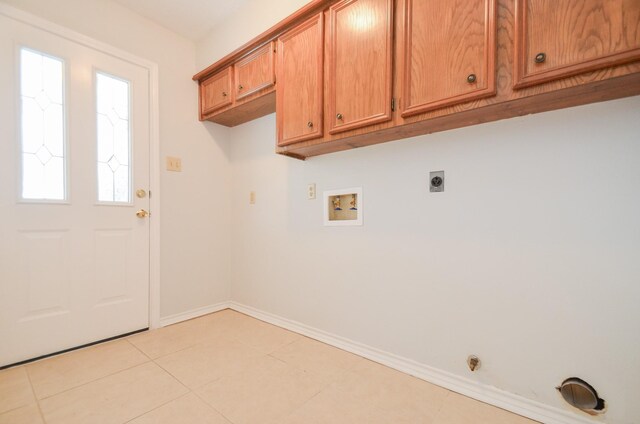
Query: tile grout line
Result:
<box><xmin>128</xmin><ymin>330</ymin><xmax>240</xmax><ymax>362</ymax></box>
<box><xmin>23</xmin><ymin>366</ymin><xmax>48</xmax><ymax>424</ymax></box>
<box><xmin>123</xmin><ymin>337</ymin><xmax>154</xmax><ymax>362</ymax></box>
<box><xmin>191</xmin><ymin>387</ymin><xmax>237</xmax><ymax>424</ymax></box>
<box><xmin>31</xmin><ymin>360</ymin><xmax>153</xmax><ymax>402</ymax></box>
<box><xmin>121</xmin><ymin>391</ymin><xmax>193</xmax><ymax>424</ymax></box>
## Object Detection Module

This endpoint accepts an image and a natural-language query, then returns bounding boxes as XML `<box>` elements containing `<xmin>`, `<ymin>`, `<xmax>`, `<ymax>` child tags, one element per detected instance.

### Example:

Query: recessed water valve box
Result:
<box><xmin>430</xmin><ymin>171</ymin><xmax>444</xmax><ymax>192</ymax></box>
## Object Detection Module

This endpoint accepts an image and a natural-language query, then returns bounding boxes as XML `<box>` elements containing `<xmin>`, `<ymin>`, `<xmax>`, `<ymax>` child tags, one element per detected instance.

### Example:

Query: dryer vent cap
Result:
<box><xmin>557</xmin><ymin>378</ymin><xmax>605</xmax><ymax>412</ymax></box>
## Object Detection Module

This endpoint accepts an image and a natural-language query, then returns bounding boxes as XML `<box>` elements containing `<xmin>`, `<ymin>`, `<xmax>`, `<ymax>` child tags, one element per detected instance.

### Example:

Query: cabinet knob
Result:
<box><xmin>336</xmin><ymin>113</ymin><xmax>343</xmax><ymax>120</ymax></box>
<box><xmin>535</xmin><ymin>52</ymin><xmax>546</xmax><ymax>64</ymax></box>
<box><xmin>222</xmin><ymin>92</ymin><xmax>227</xmax><ymax>97</ymax></box>
<box><xmin>238</xmin><ymin>84</ymin><xmax>244</xmax><ymax>90</ymax></box>
<box><xmin>467</xmin><ymin>74</ymin><xmax>477</xmax><ymax>84</ymax></box>
<box><xmin>307</xmin><ymin>121</ymin><xmax>313</xmax><ymax>128</ymax></box>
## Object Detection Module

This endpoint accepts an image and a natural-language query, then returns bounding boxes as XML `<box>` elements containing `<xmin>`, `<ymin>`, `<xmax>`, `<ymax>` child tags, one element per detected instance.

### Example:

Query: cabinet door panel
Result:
<box><xmin>200</xmin><ymin>67</ymin><xmax>232</xmax><ymax>116</ymax></box>
<box><xmin>277</xmin><ymin>14</ymin><xmax>324</xmax><ymax>147</ymax></box>
<box><xmin>401</xmin><ymin>0</ymin><xmax>496</xmax><ymax>117</ymax></box>
<box><xmin>515</xmin><ymin>0</ymin><xmax>640</xmax><ymax>88</ymax></box>
<box><xmin>327</xmin><ymin>0</ymin><xmax>394</xmax><ymax>134</ymax></box>
<box><xmin>235</xmin><ymin>42</ymin><xmax>275</xmax><ymax>100</ymax></box>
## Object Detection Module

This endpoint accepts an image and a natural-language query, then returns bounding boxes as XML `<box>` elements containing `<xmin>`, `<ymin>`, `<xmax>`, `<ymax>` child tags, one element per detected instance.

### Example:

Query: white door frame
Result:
<box><xmin>0</xmin><ymin>3</ymin><xmax>162</xmax><ymax>329</ymax></box>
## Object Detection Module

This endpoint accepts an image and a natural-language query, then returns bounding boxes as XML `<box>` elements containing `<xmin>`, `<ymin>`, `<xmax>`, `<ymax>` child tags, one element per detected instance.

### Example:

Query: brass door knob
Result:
<box><xmin>307</xmin><ymin>121</ymin><xmax>313</xmax><ymax>128</ymax></box>
<box><xmin>336</xmin><ymin>113</ymin><xmax>343</xmax><ymax>120</ymax></box>
<box><xmin>136</xmin><ymin>209</ymin><xmax>149</xmax><ymax>218</ymax></box>
<box><xmin>467</xmin><ymin>74</ymin><xmax>477</xmax><ymax>84</ymax></box>
<box><xmin>535</xmin><ymin>52</ymin><xmax>546</xmax><ymax>63</ymax></box>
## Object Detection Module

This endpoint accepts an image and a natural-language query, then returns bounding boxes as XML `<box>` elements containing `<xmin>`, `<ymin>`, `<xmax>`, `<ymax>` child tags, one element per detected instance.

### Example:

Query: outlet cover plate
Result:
<box><xmin>430</xmin><ymin>171</ymin><xmax>444</xmax><ymax>192</ymax></box>
<box><xmin>166</xmin><ymin>156</ymin><xmax>182</xmax><ymax>172</ymax></box>
<box><xmin>307</xmin><ymin>183</ymin><xmax>316</xmax><ymax>200</ymax></box>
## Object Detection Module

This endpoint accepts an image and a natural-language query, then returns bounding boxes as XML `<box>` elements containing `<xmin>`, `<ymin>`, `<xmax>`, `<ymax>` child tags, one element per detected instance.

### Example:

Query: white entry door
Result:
<box><xmin>0</xmin><ymin>13</ymin><xmax>151</xmax><ymax>367</ymax></box>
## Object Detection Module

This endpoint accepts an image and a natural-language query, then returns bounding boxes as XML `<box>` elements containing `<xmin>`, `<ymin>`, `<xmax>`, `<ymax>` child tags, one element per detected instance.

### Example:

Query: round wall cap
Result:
<box><xmin>558</xmin><ymin>378</ymin><xmax>604</xmax><ymax>411</ymax></box>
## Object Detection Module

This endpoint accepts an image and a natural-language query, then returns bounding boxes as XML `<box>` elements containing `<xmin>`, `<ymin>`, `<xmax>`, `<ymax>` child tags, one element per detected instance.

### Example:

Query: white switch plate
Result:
<box><xmin>307</xmin><ymin>183</ymin><xmax>316</xmax><ymax>200</ymax></box>
<box><xmin>166</xmin><ymin>156</ymin><xmax>182</xmax><ymax>172</ymax></box>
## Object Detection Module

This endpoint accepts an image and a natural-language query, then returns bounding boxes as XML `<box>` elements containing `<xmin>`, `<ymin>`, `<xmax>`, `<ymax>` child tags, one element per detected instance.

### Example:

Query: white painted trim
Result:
<box><xmin>228</xmin><ymin>302</ymin><xmax>598</xmax><ymax>424</ymax></box>
<box><xmin>147</xmin><ymin>55</ymin><xmax>161</xmax><ymax>330</ymax></box>
<box><xmin>160</xmin><ymin>302</ymin><xmax>231</xmax><ymax>327</ymax></box>
<box><xmin>0</xmin><ymin>3</ymin><xmax>162</xmax><ymax>331</ymax></box>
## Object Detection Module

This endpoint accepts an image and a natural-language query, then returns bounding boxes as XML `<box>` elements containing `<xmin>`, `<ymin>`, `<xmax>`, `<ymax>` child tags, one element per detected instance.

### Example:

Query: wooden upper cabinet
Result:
<box><xmin>400</xmin><ymin>0</ymin><xmax>496</xmax><ymax>117</ymax></box>
<box><xmin>200</xmin><ymin>67</ymin><xmax>233</xmax><ymax>117</ymax></box>
<box><xmin>515</xmin><ymin>0</ymin><xmax>640</xmax><ymax>88</ymax></box>
<box><xmin>327</xmin><ymin>0</ymin><xmax>394</xmax><ymax>134</ymax></box>
<box><xmin>277</xmin><ymin>13</ymin><xmax>324</xmax><ymax>147</ymax></box>
<box><xmin>234</xmin><ymin>42</ymin><xmax>276</xmax><ymax>101</ymax></box>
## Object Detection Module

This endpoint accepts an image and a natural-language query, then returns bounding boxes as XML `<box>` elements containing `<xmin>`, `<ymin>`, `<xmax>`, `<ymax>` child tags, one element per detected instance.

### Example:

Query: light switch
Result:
<box><xmin>249</xmin><ymin>191</ymin><xmax>256</xmax><ymax>204</ymax></box>
<box><xmin>166</xmin><ymin>156</ymin><xmax>182</xmax><ymax>172</ymax></box>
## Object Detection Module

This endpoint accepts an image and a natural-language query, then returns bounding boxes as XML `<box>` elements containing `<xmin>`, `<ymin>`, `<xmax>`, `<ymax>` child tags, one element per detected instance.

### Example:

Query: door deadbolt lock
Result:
<box><xmin>136</xmin><ymin>189</ymin><xmax>147</xmax><ymax>198</ymax></box>
<box><xmin>430</xmin><ymin>171</ymin><xmax>445</xmax><ymax>193</ymax></box>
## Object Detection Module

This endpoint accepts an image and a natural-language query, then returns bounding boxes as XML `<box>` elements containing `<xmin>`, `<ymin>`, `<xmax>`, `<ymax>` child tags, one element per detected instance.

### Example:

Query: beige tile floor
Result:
<box><xmin>0</xmin><ymin>310</ymin><xmax>539</xmax><ymax>424</ymax></box>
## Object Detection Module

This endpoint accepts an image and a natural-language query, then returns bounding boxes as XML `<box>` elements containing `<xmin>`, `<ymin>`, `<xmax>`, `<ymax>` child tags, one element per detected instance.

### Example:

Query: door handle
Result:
<box><xmin>136</xmin><ymin>209</ymin><xmax>149</xmax><ymax>218</ymax></box>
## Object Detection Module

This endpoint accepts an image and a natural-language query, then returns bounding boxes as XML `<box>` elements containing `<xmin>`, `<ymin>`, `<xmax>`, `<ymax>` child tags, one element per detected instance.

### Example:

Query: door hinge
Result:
<box><xmin>391</xmin><ymin>98</ymin><xmax>396</xmax><ymax>112</ymax></box>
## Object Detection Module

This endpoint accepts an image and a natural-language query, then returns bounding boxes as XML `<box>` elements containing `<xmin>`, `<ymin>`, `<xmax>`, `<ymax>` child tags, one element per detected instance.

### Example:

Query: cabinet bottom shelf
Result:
<box><xmin>276</xmin><ymin>72</ymin><xmax>640</xmax><ymax>160</ymax></box>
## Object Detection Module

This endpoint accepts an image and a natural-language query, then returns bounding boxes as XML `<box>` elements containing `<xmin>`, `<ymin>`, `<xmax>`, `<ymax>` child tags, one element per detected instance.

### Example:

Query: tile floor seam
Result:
<box><xmin>151</xmin><ymin>355</ymin><xmax>224</xmax><ymax>393</ymax></box>
<box><xmin>141</xmin><ymin>333</ymin><xmax>238</xmax><ymax>361</ymax></box>
<box><xmin>120</xmin><ymin>391</ymin><xmax>193</xmax><ymax>424</ymax></box>
<box><xmin>151</xmin><ymin>360</ymin><xmax>193</xmax><ymax>392</ymax></box>
<box><xmin>124</xmin><ymin>337</ymin><xmax>154</xmax><ymax>361</ymax></box>
<box><xmin>191</xmin><ymin>391</ymin><xmax>236</xmax><ymax>424</ymax></box>
<box><xmin>264</xmin><ymin>334</ymin><xmax>302</xmax><ymax>354</ymax></box>
<box><xmin>29</xmin><ymin>358</ymin><xmax>154</xmax><ymax>402</ymax></box>
<box><xmin>225</xmin><ymin>333</ymin><xmax>288</xmax><ymax>356</ymax></box>
<box><xmin>23</xmin><ymin>365</ymin><xmax>48</xmax><ymax>424</ymax></box>
<box><xmin>276</xmin><ymin>381</ymin><xmax>333</xmax><ymax>423</ymax></box>
<box><xmin>191</xmin><ymin>386</ymin><xmax>237</xmax><ymax>424</ymax></box>
<box><xmin>265</xmin><ymin>352</ymin><xmax>291</xmax><ymax>367</ymax></box>
<box><xmin>270</xmin><ymin>366</ymin><xmax>352</xmax><ymax>424</ymax></box>
<box><xmin>0</xmin><ymin>385</ymin><xmax>32</xmax><ymax>417</ymax></box>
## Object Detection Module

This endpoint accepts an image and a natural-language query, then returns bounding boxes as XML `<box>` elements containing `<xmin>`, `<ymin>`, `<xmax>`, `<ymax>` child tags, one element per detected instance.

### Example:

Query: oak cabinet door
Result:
<box><xmin>400</xmin><ymin>0</ymin><xmax>496</xmax><ymax>117</ymax></box>
<box><xmin>200</xmin><ymin>67</ymin><xmax>232</xmax><ymax>116</ymax></box>
<box><xmin>277</xmin><ymin>13</ymin><xmax>324</xmax><ymax>147</ymax></box>
<box><xmin>234</xmin><ymin>42</ymin><xmax>276</xmax><ymax>100</ymax></box>
<box><xmin>327</xmin><ymin>0</ymin><xmax>394</xmax><ymax>134</ymax></box>
<box><xmin>515</xmin><ymin>0</ymin><xmax>640</xmax><ymax>88</ymax></box>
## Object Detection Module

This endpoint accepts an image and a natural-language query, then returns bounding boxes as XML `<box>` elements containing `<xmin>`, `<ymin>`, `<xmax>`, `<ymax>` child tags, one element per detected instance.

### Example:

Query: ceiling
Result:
<box><xmin>113</xmin><ymin>0</ymin><xmax>251</xmax><ymax>41</ymax></box>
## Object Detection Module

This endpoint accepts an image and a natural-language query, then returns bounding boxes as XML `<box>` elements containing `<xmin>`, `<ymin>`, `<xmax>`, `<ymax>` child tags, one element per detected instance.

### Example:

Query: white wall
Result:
<box><xmin>1</xmin><ymin>0</ymin><xmax>233</xmax><ymax>318</ymax></box>
<box><xmin>196</xmin><ymin>0</ymin><xmax>309</xmax><ymax>69</ymax></box>
<box><xmin>228</xmin><ymin>99</ymin><xmax>640</xmax><ymax>424</ymax></box>
<box><xmin>196</xmin><ymin>2</ymin><xmax>640</xmax><ymax>422</ymax></box>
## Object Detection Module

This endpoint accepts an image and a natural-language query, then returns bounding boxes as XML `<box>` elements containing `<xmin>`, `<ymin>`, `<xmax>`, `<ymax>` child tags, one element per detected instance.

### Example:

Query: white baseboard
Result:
<box><xmin>159</xmin><ymin>301</ymin><xmax>230</xmax><ymax>327</ymax></box>
<box><xmin>228</xmin><ymin>301</ymin><xmax>597</xmax><ymax>424</ymax></box>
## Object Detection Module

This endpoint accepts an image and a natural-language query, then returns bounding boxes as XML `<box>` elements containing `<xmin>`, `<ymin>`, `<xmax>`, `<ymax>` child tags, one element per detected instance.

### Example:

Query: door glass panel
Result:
<box><xmin>20</xmin><ymin>48</ymin><xmax>66</xmax><ymax>200</ymax></box>
<box><xmin>96</xmin><ymin>72</ymin><xmax>130</xmax><ymax>203</ymax></box>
